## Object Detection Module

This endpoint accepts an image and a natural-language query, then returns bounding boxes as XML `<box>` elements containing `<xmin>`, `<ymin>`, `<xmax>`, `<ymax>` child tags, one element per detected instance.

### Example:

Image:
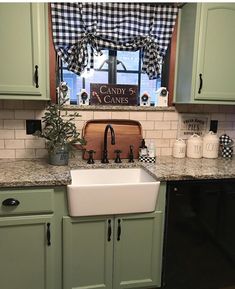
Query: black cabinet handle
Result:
<box><xmin>198</xmin><ymin>73</ymin><xmax>203</xmax><ymax>94</ymax></box>
<box><xmin>2</xmin><ymin>198</ymin><xmax>20</xmax><ymax>207</ymax></box>
<box><xmin>34</xmin><ymin>65</ymin><xmax>39</xmax><ymax>88</ymax></box>
<box><xmin>107</xmin><ymin>219</ymin><xmax>112</xmax><ymax>242</ymax></box>
<box><xmin>117</xmin><ymin>219</ymin><xmax>121</xmax><ymax>241</ymax></box>
<box><xmin>47</xmin><ymin>223</ymin><xmax>51</xmax><ymax>246</ymax></box>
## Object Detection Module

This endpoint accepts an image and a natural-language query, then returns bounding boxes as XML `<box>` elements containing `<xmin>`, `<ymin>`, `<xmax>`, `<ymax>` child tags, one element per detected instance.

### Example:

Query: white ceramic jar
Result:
<box><xmin>187</xmin><ymin>134</ymin><xmax>203</xmax><ymax>158</ymax></box>
<box><xmin>202</xmin><ymin>131</ymin><xmax>219</xmax><ymax>158</ymax></box>
<box><xmin>173</xmin><ymin>138</ymin><xmax>186</xmax><ymax>158</ymax></box>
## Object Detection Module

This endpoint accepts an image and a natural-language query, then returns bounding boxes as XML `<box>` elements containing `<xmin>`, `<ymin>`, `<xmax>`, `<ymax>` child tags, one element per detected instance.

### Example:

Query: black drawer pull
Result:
<box><xmin>47</xmin><ymin>223</ymin><xmax>51</xmax><ymax>246</ymax></box>
<box><xmin>117</xmin><ymin>219</ymin><xmax>121</xmax><ymax>241</ymax></box>
<box><xmin>2</xmin><ymin>198</ymin><xmax>20</xmax><ymax>207</ymax></box>
<box><xmin>107</xmin><ymin>219</ymin><xmax>112</xmax><ymax>242</ymax></box>
<box><xmin>198</xmin><ymin>73</ymin><xmax>203</xmax><ymax>94</ymax></box>
<box><xmin>34</xmin><ymin>65</ymin><xmax>39</xmax><ymax>88</ymax></box>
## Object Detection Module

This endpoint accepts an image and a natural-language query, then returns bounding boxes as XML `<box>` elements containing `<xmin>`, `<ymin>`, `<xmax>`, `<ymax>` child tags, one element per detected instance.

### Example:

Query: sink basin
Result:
<box><xmin>67</xmin><ymin>168</ymin><xmax>160</xmax><ymax>216</ymax></box>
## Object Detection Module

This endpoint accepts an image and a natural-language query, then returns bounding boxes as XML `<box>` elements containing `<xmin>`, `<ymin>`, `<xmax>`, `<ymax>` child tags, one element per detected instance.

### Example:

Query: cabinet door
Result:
<box><xmin>63</xmin><ymin>216</ymin><xmax>113</xmax><ymax>289</ymax></box>
<box><xmin>0</xmin><ymin>3</ymin><xmax>49</xmax><ymax>99</ymax></box>
<box><xmin>0</xmin><ymin>215</ymin><xmax>53</xmax><ymax>289</ymax></box>
<box><xmin>113</xmin><ymin>211</ymin><xmax>164</xmax><ymax>289</ymax></box>
<box><xmin>195</xmin><ymin>4</ymin><xmax>235</xmax><ymax>101</ymax></box>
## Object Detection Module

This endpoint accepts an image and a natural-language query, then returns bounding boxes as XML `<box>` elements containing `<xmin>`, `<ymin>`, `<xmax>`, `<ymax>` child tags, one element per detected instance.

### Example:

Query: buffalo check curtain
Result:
<box><xmin>51</xmin><ymin>3</ymin><xmax>178</xmax><ymax>79</ymax></box>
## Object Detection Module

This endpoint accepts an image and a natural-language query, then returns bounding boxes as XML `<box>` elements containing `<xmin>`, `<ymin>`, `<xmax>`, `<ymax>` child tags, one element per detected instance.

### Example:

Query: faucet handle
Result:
<box><xmin>87</xmin><ymin>150</ymin><xmax>96</xmax><ymax>164</ymax></box>
<box><xmin>128</xmin><ymin>145</ymin><xmax>134</xmax><ymax>163</ymax></box>
<box><xmin>114</xmin><ymin>149</ymin><xmax>122</xmax><ymax>163</ymax></box>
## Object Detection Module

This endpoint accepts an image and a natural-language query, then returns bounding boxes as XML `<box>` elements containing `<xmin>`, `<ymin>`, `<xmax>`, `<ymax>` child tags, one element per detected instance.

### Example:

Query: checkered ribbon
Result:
<box><xmin>51</xmin><ymin>3</ymin><xmax>178</xmax><ymax>79</ymax></box>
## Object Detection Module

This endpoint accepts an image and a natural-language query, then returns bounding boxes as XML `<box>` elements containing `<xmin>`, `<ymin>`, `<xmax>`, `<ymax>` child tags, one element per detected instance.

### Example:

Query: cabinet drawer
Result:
<box><xmin>0</xmin><ymin>188</ymin><xmax>54</xmax><ymax>216</ymax></box>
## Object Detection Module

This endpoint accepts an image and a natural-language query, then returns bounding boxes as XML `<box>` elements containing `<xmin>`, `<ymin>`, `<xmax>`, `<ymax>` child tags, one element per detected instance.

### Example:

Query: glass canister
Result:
<box><xmin>202</xmin><ymin>131</ymin><xmax>219</xmax><ymax>158</ymax></box>
<box><xmin>173</xmin><ymin>138</ymin><xmax>186</xmax><ymax>158</ymax></box>
<box><xmin>187</xmin><ymin>134</ymin><xmax>203</xmax><ymax>158</ymax></box>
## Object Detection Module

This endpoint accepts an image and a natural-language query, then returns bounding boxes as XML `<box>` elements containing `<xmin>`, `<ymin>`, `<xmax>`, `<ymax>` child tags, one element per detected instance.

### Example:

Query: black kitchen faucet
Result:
<box><xmin>101</xmin><ymin>124</ymin><xmax>116</xmax><ymax>163</ymax></box>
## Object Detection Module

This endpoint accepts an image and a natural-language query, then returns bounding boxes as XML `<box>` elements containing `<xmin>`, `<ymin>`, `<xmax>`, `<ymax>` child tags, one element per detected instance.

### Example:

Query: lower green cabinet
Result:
<box><xmin>63</xmin><ymin>210</ymin><xmax>164</xmax><ymax>289</ymax></box>
<box><xmin>0</xmin><ymin>215</ymin><xmax>54</xmax><ymax>289</ymax></box>
<box><xmin>113</xmin><ymin>212</ymin><xmax>163</xmax><ymax>289</ymax></box>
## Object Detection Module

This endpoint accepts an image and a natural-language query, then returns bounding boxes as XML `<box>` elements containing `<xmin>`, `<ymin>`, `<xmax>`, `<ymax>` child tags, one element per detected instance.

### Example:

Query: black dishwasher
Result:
<box><xmin>161</xmin><ymin>179</ymin><xmax>235</xmax><ymax>289</ymax></box>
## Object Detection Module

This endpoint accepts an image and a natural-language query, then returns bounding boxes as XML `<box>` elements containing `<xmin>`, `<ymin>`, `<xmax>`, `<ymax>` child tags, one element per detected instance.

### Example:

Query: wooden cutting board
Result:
<box><xmin>82</xmin><ymin>119</ymin><xmax>142</xmax><ymax>160</ymax></box>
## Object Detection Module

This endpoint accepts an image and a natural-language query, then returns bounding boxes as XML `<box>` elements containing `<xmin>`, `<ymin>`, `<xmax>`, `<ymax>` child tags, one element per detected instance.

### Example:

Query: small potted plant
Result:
<box><xmin>35</xmin><ymin>83</ymin><xmax>85</xmax><ymax>165</ymax></box>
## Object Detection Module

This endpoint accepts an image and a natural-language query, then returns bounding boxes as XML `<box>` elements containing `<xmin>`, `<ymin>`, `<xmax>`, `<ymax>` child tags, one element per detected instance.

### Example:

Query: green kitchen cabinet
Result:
<box><xmin>63</xmin><ymin>216</ymin><xmax>113</xmax><ymax>289</ymax></box>
<box><xmin>0</xmin><ymin>216</ymin><xmax>54</xmax><ymax>289</ymax></box>
<box><xmin>0</xmin><ymin>188</ymin><xmax>55</xmax><ymax>289</ymax></box>
<box><xmin>63</xmin><ymin>183</ymin><xmax>166</xmax><ymax>289</ymax></box>
<box><xmin>0</xmin><ymin>3</ymin><xmax>49</xmax><ymax>100</ymax></box>
<box><xmin>174</xmin><ymin>3</ymin><xmax>235</xmax><ymax>104</ymax></box>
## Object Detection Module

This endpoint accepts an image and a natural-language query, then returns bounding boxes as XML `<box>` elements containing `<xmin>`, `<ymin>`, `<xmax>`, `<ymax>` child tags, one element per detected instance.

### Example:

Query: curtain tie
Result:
<box><xmin>66</xmin><ymin>33</ymin><xmax>102</xmax><ymax>74</ymax></box>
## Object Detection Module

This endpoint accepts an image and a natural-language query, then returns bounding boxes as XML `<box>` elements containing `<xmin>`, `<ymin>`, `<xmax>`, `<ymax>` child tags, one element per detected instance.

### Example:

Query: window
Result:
<box><xmin>60</xmin><ymin>49</ymin><xmax>168</xmax><ymax>105</ymax></box>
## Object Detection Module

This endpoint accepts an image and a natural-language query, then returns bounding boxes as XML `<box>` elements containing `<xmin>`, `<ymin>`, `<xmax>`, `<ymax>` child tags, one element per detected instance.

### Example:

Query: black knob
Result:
<box><xmin>114</xmin><ymin>150</ymin><xmax>122</xmax><ymax>163</ymax></box>
<box><xmin>2</xmin><ymin>198</ymin><xmax>20</xmax><ymax>207</ymax></box>
<box><xmin>87</xmin><ymin>150</ymin><xmax>95</xmax><ymax>164</ymax></box>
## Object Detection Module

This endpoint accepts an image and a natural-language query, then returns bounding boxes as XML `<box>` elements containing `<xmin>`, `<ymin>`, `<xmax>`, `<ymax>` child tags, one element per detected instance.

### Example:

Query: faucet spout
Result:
<box><xmin>101</xmin><ymin>124</ymin><xmax>116</xmax><ymax>163</ymax></box>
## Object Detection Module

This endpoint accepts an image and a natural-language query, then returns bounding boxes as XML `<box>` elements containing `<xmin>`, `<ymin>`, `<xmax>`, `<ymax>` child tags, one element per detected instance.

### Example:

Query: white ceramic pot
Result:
<box><xmin>173</xmin><ymin>138</ymin><xmax>186</xmax><ymax>158</ymax></box>
<box><xmin>187</xmin><ymin>134</ymin><xmax>203</xmax><ymax>159</ymax></box>
<box><xmin>202</xmin><ymin>131</ymin><xmax>219</xmax><ymax>158</ymax></box>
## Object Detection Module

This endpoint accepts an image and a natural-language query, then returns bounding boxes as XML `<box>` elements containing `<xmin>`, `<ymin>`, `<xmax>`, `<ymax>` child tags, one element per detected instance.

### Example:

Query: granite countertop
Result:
<box><xmin>1</xmin><ymin>156</ymin><xmax>235</xmax><ymax>188</ymax></box>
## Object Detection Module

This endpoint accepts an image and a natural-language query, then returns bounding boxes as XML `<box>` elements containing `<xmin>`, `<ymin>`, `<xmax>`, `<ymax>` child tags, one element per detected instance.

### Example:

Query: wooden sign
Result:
<box><xmin>90</xmin><ymin>83</ymin><xmax>138</xmax><ymax>106</ymax></box>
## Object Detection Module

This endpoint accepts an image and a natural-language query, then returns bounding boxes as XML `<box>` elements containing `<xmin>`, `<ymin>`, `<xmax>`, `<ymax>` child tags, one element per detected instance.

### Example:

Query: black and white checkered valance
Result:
<box><xmin>51</xmin><ymin>3</ymin><xmax>178</xmax><ymax>79</ymax></box>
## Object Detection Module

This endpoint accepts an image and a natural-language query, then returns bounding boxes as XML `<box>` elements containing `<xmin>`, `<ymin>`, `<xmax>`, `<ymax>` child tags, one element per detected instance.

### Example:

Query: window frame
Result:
<box><xmin>49</xmin><ymin>3</ymin><xmax>178</xmax><ymax>106</ymax></box>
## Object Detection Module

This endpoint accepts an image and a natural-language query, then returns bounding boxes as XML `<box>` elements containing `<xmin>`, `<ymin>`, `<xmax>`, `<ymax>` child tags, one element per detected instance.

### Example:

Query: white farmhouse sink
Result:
<box><xmin>67</xmin><ymin>168</ymin><xmax>160</xmax><ymax>217</ymax></box>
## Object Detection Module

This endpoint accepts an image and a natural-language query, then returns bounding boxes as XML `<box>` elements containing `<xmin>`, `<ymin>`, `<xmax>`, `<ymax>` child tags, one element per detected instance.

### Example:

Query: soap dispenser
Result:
<box><xmin>139</xmin><ymin>139</ymin><xmax>148</xmax><ymax>157</ymax></box>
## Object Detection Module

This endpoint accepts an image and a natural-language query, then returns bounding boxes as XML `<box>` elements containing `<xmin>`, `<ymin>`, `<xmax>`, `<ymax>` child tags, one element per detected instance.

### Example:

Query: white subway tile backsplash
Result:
<box><xmin>140</xmin><ymin>120</ymin><xmax>154</xmax><ymax>130</ymax></box>
<box><xmin>25</xmin><ymin>139</ymin><xmax>45</xmax><ymax>149</ymax></box>
<box><xmin>146</xmin><ymin>111</ymin><xmax>164</xmax><ymax>121</ymax></box>
<box><xmin>163</xmin><ymin>111</ymin><xmax>178</xmax><ymax>121</ymax></box>
<box><xmin>129</xmin><ymin>111</ymin><xmax>146</xmax><ymax>120</ymax></box>
<box><xmin>0</xmin><ymin>130</ymin><xmax>14</xmax><ymax>139</ymax></box>
<box><xmin>15</xmin><ymin>130</ymin><xmax>36</xmax><ymax>140</ymax></box>
<box><xmin>15</xmin><ymin>149</ymin><xmax>35</xmax><ymax>159</ymax></box>
<box><xmin>146</xmin><ymin>130</ymin><xmax>162</xmax><ymax>139</ymax></box>
<box><xmin>4</xmin><ymin>120</ymin><xmax>25</xmax><ymax>129</ymax></box>
<box><xmin>0</xmin><ymin>100</ymin><xmax>235</xmax><ymax>159</ymax></box>
<box><xmin>0</xmin><ymin>110</ymin><xmax>14</xmax><ymax>119</ymax></box>
<box><xmin>155</xmin><ymin>121</ymin><xmax>171</xmax><ymax>130</ymax></box>
<box><xmin>111</xmin><ymin>111</ymin><xmax>130</xmax><ymax>119</ymax></box>
<box><xmin>4</xmin><ymin>100</ymin><xmax>24</xmax><ymax>109</ymax></box>
<box><xmin>78</xmin><ymin>111</ymin><xmax>94</xmax><ymax>120</ymax></box>
<box><xmin>5</xmin><ymin>140</ymin><xmax>25</xmax><ymax>149</ymax></box>
<box><xmin>15</xmin><ymin>110</ymin><xmax>35</xmax><ymax>120</ymax></box>
<box><xmin>94</xmin><ymin>111</ymin><xmax>112</xmax><ymax>119</ymax></box>
<box><xmin>162</xmin><ymin>130</ymin><xmax>178</xmax><ymax>139</ymax></box>
<box><xmin>0</xmin><ymin>149</ymin><xmax>15</xmax><ymax>158</ymax></box>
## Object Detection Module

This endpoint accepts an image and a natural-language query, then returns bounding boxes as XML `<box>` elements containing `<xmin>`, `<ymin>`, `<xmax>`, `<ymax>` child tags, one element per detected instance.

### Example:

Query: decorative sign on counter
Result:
<box><xmin>90</xmin><ymin>83</ymin><xmax>138</xmax><ymax>106</ymax></box>
<box><xmin>178</xmin><ymin>114</ymin><xmax>210</xmax><ymax>139</ymax></box>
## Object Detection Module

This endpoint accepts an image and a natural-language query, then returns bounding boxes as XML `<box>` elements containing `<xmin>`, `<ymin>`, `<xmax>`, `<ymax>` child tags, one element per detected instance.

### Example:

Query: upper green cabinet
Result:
<box><xmin>174</xmin><ymin>3</ymin><xmax>235</xmax><ymax>104</ymax></box>
<box><xmin>0</xmin><ymin>3</ymin><xmax>49</xmax><ymax>100</ymax></box>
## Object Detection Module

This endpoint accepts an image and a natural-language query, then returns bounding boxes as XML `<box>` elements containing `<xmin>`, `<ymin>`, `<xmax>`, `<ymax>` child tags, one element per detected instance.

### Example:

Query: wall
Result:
<box><xmin>0</xmin><ymin>100</ymin><xmax>235</xmax><ymax>159</ymax></box>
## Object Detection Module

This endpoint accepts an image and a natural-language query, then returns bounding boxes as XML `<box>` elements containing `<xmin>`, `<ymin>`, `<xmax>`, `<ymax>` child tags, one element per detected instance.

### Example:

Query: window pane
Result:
<box><xmin>117</xmin><ymin>51</ymin><xmax>139</xmax><ymax>71</ymax></box>
<box><xmin>117</xmin><ymin>73</ymin><xmax>138</xmax><ymax>85</ymax></box>
<box><xmin>84</xmin><ymin>71</ymin><xmax>108</xmax><ymax>95</ymax></box>
<box><xmin>140</xmin><ymin>73</ymin><xmax>161</xmax><ymax>104</ymax></box>
<box><xmin>94</xmin><ymin>50</ymin><xmax>109</xmax><ymax>70</ymax></box>
<box><xmin>63</xmin><ymin>70</ymin><xmax>83</xmax><ymax>103</ymax></box>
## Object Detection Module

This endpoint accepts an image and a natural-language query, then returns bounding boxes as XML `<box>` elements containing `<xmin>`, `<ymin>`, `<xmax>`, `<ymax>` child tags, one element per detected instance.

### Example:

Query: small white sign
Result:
<box><xmin>178</xmin><ymin>114</ymin><xmax>210</xmax><ymax>139</ymax></box>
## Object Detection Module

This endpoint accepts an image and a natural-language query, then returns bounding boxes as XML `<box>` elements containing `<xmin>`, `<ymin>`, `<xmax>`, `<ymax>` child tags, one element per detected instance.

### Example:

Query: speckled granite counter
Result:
<box><xmin>1</xmin><ymin>156</ymin><xmax>235</xmax><ymax>187</ymax></box>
